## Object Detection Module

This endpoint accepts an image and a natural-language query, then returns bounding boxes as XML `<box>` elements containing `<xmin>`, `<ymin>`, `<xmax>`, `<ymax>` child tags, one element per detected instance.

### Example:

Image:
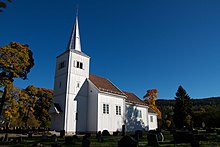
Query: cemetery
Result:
<box><xmin>0</xmin><ymin>128</ymin><xmax>219</xmax><ymax>146</ymax></box>
<box><xmin>1</xmin><ymin>2</ymin><xmax>220</xmax><ymax>147</ymax></box>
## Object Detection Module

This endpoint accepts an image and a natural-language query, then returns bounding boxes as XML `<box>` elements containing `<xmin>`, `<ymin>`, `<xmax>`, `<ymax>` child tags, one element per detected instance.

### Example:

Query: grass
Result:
<box><xmin>0</xmin><ymin>130</ymin><xmax>219</xmax><ymax>146</ymax></box>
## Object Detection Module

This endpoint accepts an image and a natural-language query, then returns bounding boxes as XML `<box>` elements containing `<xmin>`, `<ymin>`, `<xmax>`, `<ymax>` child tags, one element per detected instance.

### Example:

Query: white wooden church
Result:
<box><xmin>50</xmin><ymin>16</ymin><xmax>158</xmax><ymax>134</ymax></box>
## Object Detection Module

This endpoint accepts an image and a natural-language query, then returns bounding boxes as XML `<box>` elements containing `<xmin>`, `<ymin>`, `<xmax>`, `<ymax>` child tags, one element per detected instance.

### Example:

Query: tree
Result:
<box><xmin>23</xmin><ymin>85</ymin><xmax>53</xmax><ymax>128</ymax></box>
<box><xmin>19</xmin><ymin>86</ymin><xmax>39</xmax><ymax>128</ymax></box>
<box><xmin>144</xmin><ymin>89</ymin><xmax>162</xmax><ymax>119</ymax></box>
<box><xmin>33</xmin><ymin>87</ymin><xmax>53</xmax><ymax>128</ymax></box>
<box><xmin>0</xmin><ymin>42</ymin><xmax>34</xmax><ymax>116</ymax></box>
<box><xmin>0</xmin><ymin>0</ymin><xmax>12</xmax><ymax>12</ymax></box>
<box><xmin>173</xmin><ymin>85</ymin><xmax>192</xmax><ymax>129</ymax></box>
<box><xmin>2</xmin><ymin>84</ymin><xmax>20</xmax><ymax>127</ymax></box>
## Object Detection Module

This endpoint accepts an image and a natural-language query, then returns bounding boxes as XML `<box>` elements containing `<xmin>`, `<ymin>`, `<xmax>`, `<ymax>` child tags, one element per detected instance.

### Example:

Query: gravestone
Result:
<box><xmin>102</xmin><ymin>130</ymin><xmax>110</xmax><ymax>136</ymax></box>
<box><xmin>134</xmin><ymin>130</ymin><xmax>143</xmax><ymax>141</ymax></box>
<box><xmin>3</xmin><ymin>133</ymin><xmax>8</xmax><ymax>141</ymax></box>
<box><xmin>122</xmin><ymin>125</ymin><xmax>126</xmax><ymax>136</ymax></box>
<box><xmin>51</xmin><ymin>134</ymin><xmax>57</xmax><ymax>142</ymax></box>
<box><xmin>82</xmin><ymin>135</ymin><xmax>91</xmax><ymax>147</ymax></box>
<box><xmin>60</xmin><ymin>130</ymin><xmax>65</xmax><ymax>138</ymax></box>
<box><xmin>147</xmin><ymin>132</ymin><xmax>159</xmax><ymax>146</ymax></box>
<box><xmin>155</xmin><ymin>129</ymin><xmax>164</xmax><ymax>142</ymax></box>
<box><xmin>118</xmin><ymin>135</ymin><xmax>138</xmax><ymax>147</ymax></box>
<box><xmin>96</xmin><ymin>131</ymin><xmax>104</xmax><ymax>142</ymax></box>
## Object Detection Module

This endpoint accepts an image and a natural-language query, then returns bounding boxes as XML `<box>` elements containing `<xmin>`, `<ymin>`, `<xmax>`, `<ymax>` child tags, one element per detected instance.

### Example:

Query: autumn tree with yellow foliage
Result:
<box><xmin>0</xmin><ymin>42</ymin><xmax>34</xmax><ymax>117</ymax></box>
<box><xmin>24</xmin><ymin>85</ymin><xmax>53</xmax><ymax>128</ymax></box>
<box><xmin>144</xmin><ymin>89</ymin><xmax>162</xmax><ymax>120</ymax></box>
<box><xmin>2</xmin><ymin>85</ymin><xmax>20</xmax><ymax>126</ymax></box>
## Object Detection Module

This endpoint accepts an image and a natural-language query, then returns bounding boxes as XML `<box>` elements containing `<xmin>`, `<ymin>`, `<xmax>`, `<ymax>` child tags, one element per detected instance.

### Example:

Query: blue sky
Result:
<box><xmin>1</xmin><ymin>0</ymin><xmax>220</xmax><ymax>99</ymax></box>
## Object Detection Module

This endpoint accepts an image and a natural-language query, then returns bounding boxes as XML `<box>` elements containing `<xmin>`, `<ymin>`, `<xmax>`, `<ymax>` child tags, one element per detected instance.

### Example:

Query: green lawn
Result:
<box><xmin>0</xmin><ymin>130</ymin><xmax>219</xmax><ymax>147</ymax></box>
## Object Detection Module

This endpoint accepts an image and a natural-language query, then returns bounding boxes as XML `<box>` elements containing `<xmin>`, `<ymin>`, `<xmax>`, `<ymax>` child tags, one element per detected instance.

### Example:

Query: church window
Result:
<box><xmin>150</xmin><ymin>116</ymin><xmax>153</xmax><ymax>122</ymax></box>
<box><xmin>116</xmin><ymin>106</ymin><xmax>121</xmax><ymax>115</ymax></box>
<box><xmin>76</xmin><ymin>82</ymin><xmax>80</xmax><ymax>88</ymax></box>
<box><xmin>137</xmin><ymin>110</ymin><xmax>142</xmax><ymax>118</ymax></box>
<box><xmin>75</xmin><ymin>61</ymin><xmax>83</xmax><ymax>69</ymax></box>
<box><xmin>58</xmin><ymin>61</ymin><xmax>65</xmax><ymax>69</ymax></box>
<box><xmin>77</xmin><ymin>61</ymin><xmax>80</xmax><ymax>68</ymax></box>
<box><xmin>80</xmin><ymin>62</ymin><xmax>83</xmax><ymax>69</ymax></box>
<box><xmin>103</xmin><ymin>104</ymin><xmax>109</xmax><ymax>114</ymax></box>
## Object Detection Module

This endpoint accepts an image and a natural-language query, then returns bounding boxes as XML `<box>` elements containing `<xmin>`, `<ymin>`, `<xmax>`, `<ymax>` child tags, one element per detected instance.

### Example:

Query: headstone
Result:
<box><xmin>118</xmin><ymin>135</ymin><xmax>138</xmax><ymax>147</ymax></box>
<box><xmin>96</xmin><ymin>131</ymin><xmax>103</xmax><ymax>142</ymax></box>
<box><xmin>51</xmin><ymin>134</ymin><xmax>57</xmax><ymax>142</ymax></box>
<box><xmin>3</xmin><ymin>133</ymin><xmax>8</xmax><ymax>141</ymax></box>
<box><xmin>82</xmin><ymin>135</ymin><xmax>91</xmax><ymax>147</ymax></box>
<box><xmin>156</xmin><ymin>129</ymin><xmax>164</xmax><ymax>142</ymax></box>
<box><xmin>122</xmin><ymin>125</ymin><xmax>126</xmax><ymax>136</ymax></box>
<box><xmin>102</xmin><ymin>130</ymin><xmax>110</xmax><ymax>136</ymax></box>
<box><xmin>134</xmin><ymin>130</ymin><xmax>143</xmax><ymax>141</ymax></box>
<box><xmin>60</xmin><ymin>130</ymin><xmax>65</xmax><ymax>138</ymax></box>
<box><xmin>147</xmin><ymin>132</ymin><xmax>158</xmax><ymax>146</ymax></box>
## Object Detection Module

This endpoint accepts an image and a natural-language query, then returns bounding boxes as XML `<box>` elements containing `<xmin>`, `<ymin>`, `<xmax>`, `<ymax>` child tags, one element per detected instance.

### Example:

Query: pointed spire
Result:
<box><xmin>67</xmin><ymin>15</ymin><xmax>81</xmax><ymax>51</ymax></box>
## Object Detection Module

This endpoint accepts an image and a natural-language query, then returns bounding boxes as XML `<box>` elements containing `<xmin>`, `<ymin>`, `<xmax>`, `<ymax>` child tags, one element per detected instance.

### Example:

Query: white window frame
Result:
<box><xmin>116</xmin><ymin>105</ymin><xmax>121</xmax><ymax>115</ymax></box>
<box><xmin>150</xmin><ymin>116</ymin><xmax>153</xmax><ymax>122</ymax></box>
<box><xmin>103</xmin><ymin>104</ymin><xmax>109</xmax><ymax>114</ymax></box>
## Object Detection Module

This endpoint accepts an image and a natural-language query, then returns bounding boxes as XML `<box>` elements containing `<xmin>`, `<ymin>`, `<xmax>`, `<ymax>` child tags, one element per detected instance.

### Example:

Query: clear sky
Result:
<box><xmin>1</xmin><ymin>0</ymin><xmax>220</xmax><ymax>99</ymax></box>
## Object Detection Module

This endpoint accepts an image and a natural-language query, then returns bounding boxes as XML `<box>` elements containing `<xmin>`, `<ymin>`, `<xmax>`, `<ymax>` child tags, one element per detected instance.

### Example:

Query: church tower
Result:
<box><xmin>50</xmin><ymin>16</ymin><xmax>90</xmax><ymax>134</ymax></box>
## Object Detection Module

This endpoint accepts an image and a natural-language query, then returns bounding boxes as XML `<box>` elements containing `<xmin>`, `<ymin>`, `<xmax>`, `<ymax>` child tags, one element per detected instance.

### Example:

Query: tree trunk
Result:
<box><xmin>0</xmin><ymin>86</ymin><xmax>7</xmax><ymax>115</ymax></box>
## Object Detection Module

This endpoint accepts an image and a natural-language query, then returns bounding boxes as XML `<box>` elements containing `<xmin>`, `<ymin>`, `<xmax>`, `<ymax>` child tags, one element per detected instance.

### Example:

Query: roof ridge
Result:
<box><xmin>89</xmin><ymin>74</ymin><xmax>126</xmax><ymax>96</ymax></box>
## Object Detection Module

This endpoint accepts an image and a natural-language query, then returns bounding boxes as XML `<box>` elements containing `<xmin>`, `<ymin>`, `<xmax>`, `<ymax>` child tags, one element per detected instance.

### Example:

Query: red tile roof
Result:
<box><xmin>89</xmin><ymin>74</ymin><xmax>126</xmax><ymax>96</ymax></box>
<box><xmin>123</xmin><ymin>91</ymin><xmax>146</xmax><ymax>106</ymax></box>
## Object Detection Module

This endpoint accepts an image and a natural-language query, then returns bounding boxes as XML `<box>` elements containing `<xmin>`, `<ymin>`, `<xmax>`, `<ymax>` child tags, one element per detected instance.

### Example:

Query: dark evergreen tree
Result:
<box><xmin>173</xmin><ymin>85</ymin><xmax>192</xmax><ymax>129</ymax></box>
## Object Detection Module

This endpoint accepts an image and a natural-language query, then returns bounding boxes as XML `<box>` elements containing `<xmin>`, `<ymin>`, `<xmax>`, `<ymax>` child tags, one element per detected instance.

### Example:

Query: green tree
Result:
<box><xmin>0</xmin><ymin>42</ymin><xmax>34</xmax><ymax>117</ymax></box>
<box><xmin>173</xmin><ymin>85</ymin><xmax>192</xmax><ymax>129</ymax></box>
